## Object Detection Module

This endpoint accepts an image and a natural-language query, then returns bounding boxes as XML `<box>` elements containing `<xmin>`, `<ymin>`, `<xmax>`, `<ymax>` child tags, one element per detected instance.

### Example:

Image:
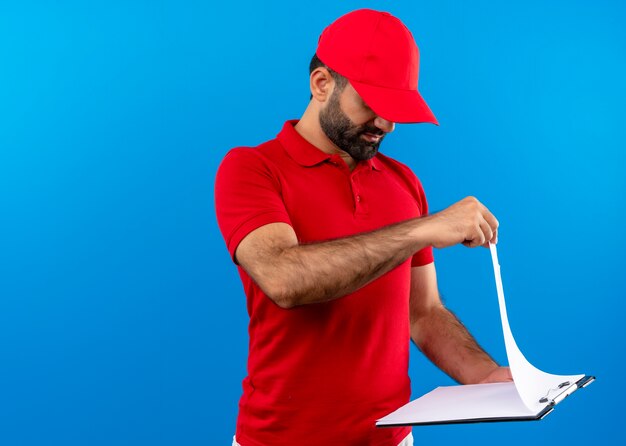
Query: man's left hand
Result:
<box><xmin>478</xmin><ymin>366</ymin><xmax>513</xmax><ymax>383</ymax></box>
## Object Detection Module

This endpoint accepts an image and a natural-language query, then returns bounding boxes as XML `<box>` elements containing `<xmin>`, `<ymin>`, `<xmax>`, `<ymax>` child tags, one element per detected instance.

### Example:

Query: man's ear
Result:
<box><xmin>309</xmin><ymin>67</ymin><xmax>334</xmax><ymax>103</ymax></box>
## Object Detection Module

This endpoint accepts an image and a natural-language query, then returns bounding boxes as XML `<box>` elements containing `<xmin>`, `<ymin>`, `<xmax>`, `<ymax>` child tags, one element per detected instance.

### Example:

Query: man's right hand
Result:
<box><xmin>418</xmin><ymin>196</ymin><xmax>499</xmax><ymax>249</ymax></box>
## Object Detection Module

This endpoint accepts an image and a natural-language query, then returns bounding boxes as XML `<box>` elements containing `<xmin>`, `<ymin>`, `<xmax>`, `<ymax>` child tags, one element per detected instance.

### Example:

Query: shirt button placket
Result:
<box><xmin>351</xmin><ymin>174</ymin><xmax>363</xmax><ymax>213</ymax></box>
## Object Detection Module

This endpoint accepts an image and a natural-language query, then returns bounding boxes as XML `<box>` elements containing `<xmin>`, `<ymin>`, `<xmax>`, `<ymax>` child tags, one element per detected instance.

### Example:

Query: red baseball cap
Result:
<box><xmin>316</xmin><ymin>9</ymin><xmax>438</xmax><ymax>125</ymax></box>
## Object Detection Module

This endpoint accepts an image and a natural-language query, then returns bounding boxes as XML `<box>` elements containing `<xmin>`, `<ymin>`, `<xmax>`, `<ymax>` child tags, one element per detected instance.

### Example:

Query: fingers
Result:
<box><xmin>463</xmin><ymin>198</ymin><xmax>499</xmax><ymax>248</ymax></box>
<box><xmin>487</xmin><ymin>227</ymin><xmax>498</xmax><ymax>247</ymax></box>
<box><xmin>463</xmin><ymin>219</ymin><xmax>487</xmax><ymax>248</ymax></box>
<box><xmin>478</xmin><ymin>366</ymin><xmax>513</xmax><ymax>384</ymax></box>
<box><xmin>480</xmin><ymin>204</ymin><xmax>499</xmax><ymax>234</ymax></box>
<box><xmin>476</xmin><ymin>199</ymin><xmax>498</xmax><ymax>247</ymax></box>
<box><xmin>431</xmin><ymin>196</ymin><xmax>500</xmax><ymax>249</ymax></box>
<box><xmin>478</xmin><ymin>218</ymin><xmax>492</xmax><ymax>247</ymax></box>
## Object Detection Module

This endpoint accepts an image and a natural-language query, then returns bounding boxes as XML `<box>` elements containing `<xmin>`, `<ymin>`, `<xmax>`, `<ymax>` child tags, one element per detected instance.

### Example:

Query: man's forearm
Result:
<box><xmin>238</xmin><ymin>196</ymin><xmax>499</xmax><ymax>309</ymax></box>
<box><xmin>411</xmin><ymin>305</ymin><xmax>498</xmax><ymax>384</ymax></box>
<box><xmin>257</xmin><ymin>217</ymin><xmax>429</xmax><ymax>308</ymax></box>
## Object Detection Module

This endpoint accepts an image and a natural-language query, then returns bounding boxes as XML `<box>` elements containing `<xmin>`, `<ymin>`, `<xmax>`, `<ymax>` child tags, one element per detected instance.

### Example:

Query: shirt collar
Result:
<box><xmin>369</xmin><ymin>155</ymin><xmax>383</xmax><ymax>171</ymax></box>
<box><xmin>277</xmin><ymin>120</ymin><xmax>384</xmax><ymax>171</ymax></box>
<box><xmin>277</xmin><ymin>120</ymin><xmax>331</xmax><ymax>167</ymax></box>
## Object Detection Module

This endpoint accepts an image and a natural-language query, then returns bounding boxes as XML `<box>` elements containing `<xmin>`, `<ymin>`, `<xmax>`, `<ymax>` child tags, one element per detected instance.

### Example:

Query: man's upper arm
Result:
<box><xmin>409</xmin><ymin>263</ymin><xmax>442</xmax><ymax>326</ymax></box>
<box><xmin>214</xmin><ymin>148</ymin><xmax>293</xmax><ymax>262</ymax></box>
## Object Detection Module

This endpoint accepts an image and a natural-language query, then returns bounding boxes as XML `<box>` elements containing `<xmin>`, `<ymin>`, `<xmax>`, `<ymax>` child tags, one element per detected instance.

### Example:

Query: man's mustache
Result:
<box><xmin>360</xmin><ymin>126</ymin><xmax>385</xmax><ymax>136</ymax></box>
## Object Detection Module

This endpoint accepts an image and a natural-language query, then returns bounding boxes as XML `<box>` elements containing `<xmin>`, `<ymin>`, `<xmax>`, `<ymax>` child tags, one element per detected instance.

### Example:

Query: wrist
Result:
<box><xmin>408</xmin><ymin>215</ymin><xmax>435</xmax><ymax>249</ymax></box>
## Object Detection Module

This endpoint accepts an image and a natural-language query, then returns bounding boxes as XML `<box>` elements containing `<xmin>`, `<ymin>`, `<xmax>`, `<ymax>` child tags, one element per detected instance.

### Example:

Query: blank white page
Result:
<box><xmin>377</xmin><ymin>382</ymin><xmax>540</xmax><ymax>425</ymax></box>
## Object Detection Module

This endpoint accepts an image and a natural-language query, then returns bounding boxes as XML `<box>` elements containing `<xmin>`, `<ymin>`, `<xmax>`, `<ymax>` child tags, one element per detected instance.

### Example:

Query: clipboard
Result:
<box><xmin>377</xmin><ymin>244</ymin><xmax>595</xmax><ymax>427</ymax></box>
<box><xmin>377</xmin><ymin>375</ymin><xmax>595</xmax><ymax>426</ymax></box>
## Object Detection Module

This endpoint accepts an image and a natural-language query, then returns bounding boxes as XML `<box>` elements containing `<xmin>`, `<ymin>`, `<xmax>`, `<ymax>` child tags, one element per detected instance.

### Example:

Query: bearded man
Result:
<box><xmin>215</xmin><ymin>9</ymin><xmax>512</xmax><ymax>446</ymax></box>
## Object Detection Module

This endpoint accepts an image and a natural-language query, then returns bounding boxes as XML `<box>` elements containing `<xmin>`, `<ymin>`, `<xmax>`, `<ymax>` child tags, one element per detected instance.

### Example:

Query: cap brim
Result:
<box><xmin>349</xmin><ymin>79</ymin><xmax>439</xmax><ymax>125</ymax></box>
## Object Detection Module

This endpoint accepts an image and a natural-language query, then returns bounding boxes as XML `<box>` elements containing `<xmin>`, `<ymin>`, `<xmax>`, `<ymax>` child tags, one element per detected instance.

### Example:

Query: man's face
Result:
<box><xmin>319</xmin><ymin>82</ymin><xmax>394</xmax><ymax>161</ymax></box>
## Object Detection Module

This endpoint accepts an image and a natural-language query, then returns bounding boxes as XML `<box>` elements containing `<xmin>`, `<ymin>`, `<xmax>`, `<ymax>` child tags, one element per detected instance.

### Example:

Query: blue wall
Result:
<box><xmin>1</xmin><ymin>0</ymin><xmax>624</xmax><ymax>444</ymax></box>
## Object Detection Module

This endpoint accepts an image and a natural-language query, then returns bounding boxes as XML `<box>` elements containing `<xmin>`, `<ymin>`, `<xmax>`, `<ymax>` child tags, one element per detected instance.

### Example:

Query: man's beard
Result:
<box><xmin>319</xmin><ymin>90</ymin><xmax>386</xmax><ymax>161</ymax></box>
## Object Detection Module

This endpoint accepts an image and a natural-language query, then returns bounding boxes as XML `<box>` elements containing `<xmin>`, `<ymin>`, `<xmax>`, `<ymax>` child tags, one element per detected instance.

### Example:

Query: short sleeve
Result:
<box><xmin>410</xmin><ymin>174</ymin><xmax>434</xmax><ymax>267</ymax></box>
<box><xmin>214</xmin><ymin>148</ymin><xmax>292</xmax><ymax>262</ymax></box>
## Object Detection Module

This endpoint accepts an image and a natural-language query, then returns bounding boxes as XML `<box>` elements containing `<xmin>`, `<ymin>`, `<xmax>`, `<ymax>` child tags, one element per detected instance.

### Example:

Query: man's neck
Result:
<box><xmin>294</xmin><ymin>105</ymin><xmax>357</xmax><ymax>171</ymax></box>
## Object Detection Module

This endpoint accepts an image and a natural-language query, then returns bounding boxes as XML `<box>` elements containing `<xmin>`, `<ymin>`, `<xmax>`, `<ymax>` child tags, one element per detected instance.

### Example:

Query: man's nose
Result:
<box><xmin>374</xmin><ymin>116</ymin><xmax>395</xmax><ymax>134</ymax></box>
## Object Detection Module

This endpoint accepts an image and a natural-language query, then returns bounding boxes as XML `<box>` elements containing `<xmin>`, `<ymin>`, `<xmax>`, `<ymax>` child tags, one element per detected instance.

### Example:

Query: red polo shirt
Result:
<box><xmin>215</xmin><ymin>120</ymin><xmax>434</xmax><ymax>446</ymax></box>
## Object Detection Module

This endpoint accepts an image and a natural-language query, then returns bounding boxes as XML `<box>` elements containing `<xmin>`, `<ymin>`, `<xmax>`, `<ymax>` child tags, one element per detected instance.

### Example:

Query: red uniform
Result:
<box><xmin>215</xmin><ymin>120</ymin><xmax>434</xmax><ymax>446</ymax></box>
